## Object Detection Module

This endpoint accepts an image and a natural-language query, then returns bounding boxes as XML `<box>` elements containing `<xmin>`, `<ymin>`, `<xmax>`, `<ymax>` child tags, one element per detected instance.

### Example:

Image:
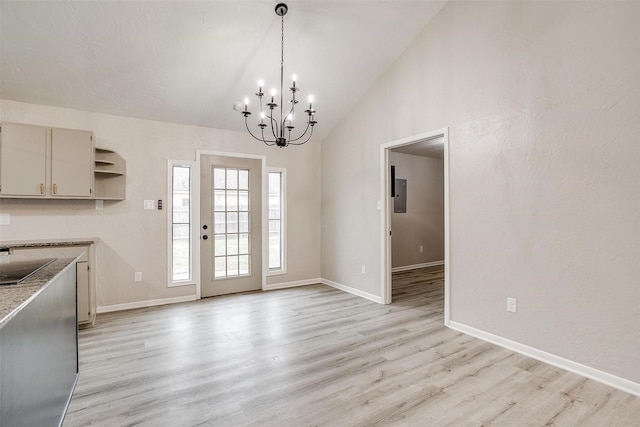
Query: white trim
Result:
<box><xmin>449</xmin><ymin>320</ymin><xmax>640</xmax><ymax>398</ymax></box>
<box><xmin>321</xmin><ymin>278</ymin><xmax>384</xmax><ymax>304</ymax></box>
<box><xmin>380</xmin><ymin>128</ymin><xmax>451</xmax><ymax>324</ymax></box>
<box><xmin>167</xmin><ymin>160</ymin><xmax>196</xmax><ymax>288</ymax></box>
<box><xmin>97</xmin><ymin>295</ymin><xmax>197</xmax><ymax>314</ymax></box>
<box><xmin>391</xmin><ymin>260</ymin><xmax>444</xmax><ymax>273</ymax></box>
<box><xmin>263</xmin><ymin>278</ymin><xmax>321</xmax><ymax>291</ymax></box>
<box><xmin>266</xmin><ymin>167</ymin><xmax>287</xmax><ymax>275</ymax></box>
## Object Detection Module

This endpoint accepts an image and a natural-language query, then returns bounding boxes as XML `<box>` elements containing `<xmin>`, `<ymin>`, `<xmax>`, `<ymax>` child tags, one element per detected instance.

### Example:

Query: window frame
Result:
<box><xmin>167</xmin><ymin>160</ymin><xmax>196</xmax><ymax>287</ymax></box>
<box><xmin>267</xmin><ymin>168</ymin><xmax>287</xmax><ymax>276</ymax></box>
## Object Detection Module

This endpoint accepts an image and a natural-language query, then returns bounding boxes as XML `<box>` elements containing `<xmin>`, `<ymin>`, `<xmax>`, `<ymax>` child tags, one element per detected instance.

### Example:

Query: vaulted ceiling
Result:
<box><xmin>0</xmin><ymin>1</ymin><xmax>445</xmax><ymax>141</ymax></box>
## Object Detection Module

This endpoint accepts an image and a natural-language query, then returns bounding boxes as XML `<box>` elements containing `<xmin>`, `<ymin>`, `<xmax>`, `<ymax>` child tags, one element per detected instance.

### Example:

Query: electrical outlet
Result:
<box><xmin>361</xmin><ymin>265</ymin><xmax>366</xmax><ymax>274</ymax></box>
<box><xmin>135</xmin><ymin>272</ymin><xmax>142</xmax><ymax>282</ymax></box>
<box><xmin>0</xmin><ymin>213</ymin><xmax>10</xmax><ymax>225</ymax></box>
<box><xmin>507</xmin><ymin>297</ymin><xmax>517</xmax><ymax>313</ymax></box>
<box><xmin>419</xmin><ymin>245</ymin><xmax>424</xmax><ymax>253</ymax></box>
<box><xmin>144</xmin><ymin>200</ymin><xmax>155</xmax><ymax>210</ymax></box>
<box><xmin>95</xmin><ymin>200</ymin><xmax>103</xmax><ymax>210</ymax></box>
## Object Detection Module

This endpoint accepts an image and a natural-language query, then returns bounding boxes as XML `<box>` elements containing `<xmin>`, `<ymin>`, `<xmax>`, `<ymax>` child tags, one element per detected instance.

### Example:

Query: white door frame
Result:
<box><xmin>194</xmin><ymin>150</ymin><xmax>268</xmax><ymax>300</ymax></box>
<box><xmin>379</xmin><ymin>128</ymin><xmax>451</xmax><ymax>326</ymax></box>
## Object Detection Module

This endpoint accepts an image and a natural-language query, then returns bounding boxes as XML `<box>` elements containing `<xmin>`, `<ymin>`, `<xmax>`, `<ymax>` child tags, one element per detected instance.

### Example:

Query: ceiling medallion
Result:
<box><xmin>240</xmin><ymin>3</ymin><xmax>317</xmax><ymax>147</ymax></box>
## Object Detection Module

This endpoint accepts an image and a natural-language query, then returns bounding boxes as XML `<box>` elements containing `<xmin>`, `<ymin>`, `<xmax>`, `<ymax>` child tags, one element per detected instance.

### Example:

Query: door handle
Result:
<box><xmin>202</xmin><ymin>235</ymin><xmax>208</xmax><ymax>240</ymax></box>
<box><xmin>40</xmin><ymin>183</ymin><xmax>44</xmax><ymax>194</ymax></box>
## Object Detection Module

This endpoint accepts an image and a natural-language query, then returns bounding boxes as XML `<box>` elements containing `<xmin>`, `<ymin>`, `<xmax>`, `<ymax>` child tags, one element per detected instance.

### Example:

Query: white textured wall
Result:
<box><xmin>390</xmin><ymin>152</ymin><xmax>444</xmax><ymax>268</ymax></box>
<box><xmin>0</xmin><ymin>99</ymin><xmax>321</xmax><ymax>307</ymax></box>
<box><xmin>321</xmin><ymin>1</ymin><xmax>639</xmax><ymax>383</ymax></box>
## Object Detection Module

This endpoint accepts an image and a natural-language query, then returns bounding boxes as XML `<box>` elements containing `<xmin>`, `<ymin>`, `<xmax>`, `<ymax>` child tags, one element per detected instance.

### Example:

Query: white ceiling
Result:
<box><xmin>0</xmin><ymin>0</ymin><xmax>446</xmax><ymax>141</ymax></box>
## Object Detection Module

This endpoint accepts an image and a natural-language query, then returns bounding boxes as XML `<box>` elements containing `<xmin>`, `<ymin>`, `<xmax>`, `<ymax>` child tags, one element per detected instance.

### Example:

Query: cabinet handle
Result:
<box><xmin>52</xmin><ymin>183</ymin><xmax>57</xmax><ymax>194</ymax></box>
<box><xmin>40</xmin><ymin>183</ymin><xmax>44</xmax><ymax>194</ymax></box>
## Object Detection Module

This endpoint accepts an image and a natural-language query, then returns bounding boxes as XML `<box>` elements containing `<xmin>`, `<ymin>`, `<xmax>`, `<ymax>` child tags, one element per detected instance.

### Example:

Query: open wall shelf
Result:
<box><xmin>94</xmin><ymin>148</ymin><xmax>126</xmax><ymax>200</ymax></box>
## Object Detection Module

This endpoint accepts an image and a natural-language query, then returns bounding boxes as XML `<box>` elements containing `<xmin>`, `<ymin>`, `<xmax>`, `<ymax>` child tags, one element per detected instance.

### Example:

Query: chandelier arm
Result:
<box><xmin>288</xmin><ymin>125</ymin><xmax>314</xmax><ymax>145</ymax></box>
<box><xmin>287</xmin><ymin>121</ymin><xmax>311</xmax><ymax>142</ymax></box>
<box><xmin>261</xmin><ymin>128</ymin><xmax>276</xmax><ymax>146</ymax></box>
<box><xmin>268</xmin><ymin>109</ymin><xmax>279</xmax><ymax>140</ymax></box>
<box><xmin>245</xmin><ymin>117</ymin><xmax>276</xmax><ymax>144</ymax></box>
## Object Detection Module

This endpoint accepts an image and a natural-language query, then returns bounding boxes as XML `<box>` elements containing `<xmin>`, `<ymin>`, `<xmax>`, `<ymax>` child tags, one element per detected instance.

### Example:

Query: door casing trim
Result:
<box><xmin>379</xmin><ymin>128</ymin><xmax>450</xmax><ymax>326</ymax></box>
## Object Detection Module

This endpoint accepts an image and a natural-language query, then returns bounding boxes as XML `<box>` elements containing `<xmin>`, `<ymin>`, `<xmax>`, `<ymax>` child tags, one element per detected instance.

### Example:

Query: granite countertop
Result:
<box><xmin>0</xmin><ymin>249</ymin><xmax>84</xmax><ymax>328</ymax></box>
<box><xmin>0</xmin><ymin>238</ymin><xmax>98</xmax><ymax>249</ymax></box>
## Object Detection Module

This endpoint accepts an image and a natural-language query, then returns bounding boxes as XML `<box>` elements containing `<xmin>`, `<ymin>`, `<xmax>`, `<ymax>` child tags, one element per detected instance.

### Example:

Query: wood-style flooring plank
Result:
<box><xmin>63</xmin><ymin>268</ymin><xmax>640</xmax><ymax>426</ymax></box>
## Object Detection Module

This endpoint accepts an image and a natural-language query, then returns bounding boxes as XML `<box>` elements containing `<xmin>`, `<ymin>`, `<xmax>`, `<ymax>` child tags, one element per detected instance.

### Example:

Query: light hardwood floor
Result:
<box><xmin>64</xmin><ymin>268</ymin><xmax>640</xmax><ymax>426</ymax></box>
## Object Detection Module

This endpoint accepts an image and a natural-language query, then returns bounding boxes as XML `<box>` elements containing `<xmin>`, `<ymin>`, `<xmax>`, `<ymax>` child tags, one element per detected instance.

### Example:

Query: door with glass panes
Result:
<box><xmin>200</xmin><ymin>155</ymin><xmax>262</xmax><ymax>297</ymax></box>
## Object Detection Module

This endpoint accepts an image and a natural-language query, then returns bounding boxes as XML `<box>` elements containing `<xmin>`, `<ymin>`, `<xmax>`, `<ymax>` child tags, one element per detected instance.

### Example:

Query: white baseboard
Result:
<box><xmin>263</xmin><ymin>278</ymin><xmax>322</xmax><ymax>291</ymax></box>
<box><xmin>97</xmin><ymin>295</ymin><xmax>198</xmax><ymax>314</ymax></box>
<box><xmin>391</xmin><ymin>260</ymin><xmax>444</xmax><ymax>273</ymax></box>
<box><xmin>321</xmin><ymin>278</ymin><xmax>383</xmax><ymax>304</ymax></box>
<box><xmin>448</xmin><ymin>320</ymin><xmax>640</xmax><ymax>398</ymax></box>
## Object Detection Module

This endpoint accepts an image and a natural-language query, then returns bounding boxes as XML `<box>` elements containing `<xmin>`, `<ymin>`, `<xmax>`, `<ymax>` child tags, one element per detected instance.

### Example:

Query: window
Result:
<box><xmin>169</xmin><ymin>163</ymin><xmax>193</xmax><ymax>284</ymax></box>
<box><xmin>213</xmin><ymin>167</ymin><xmax>251</xmax><ymax>278</ymax></box>
<box><xmin>268</xmin><ymin>169</ymin><xmax>286</xmax><ymax>273</ymax></box>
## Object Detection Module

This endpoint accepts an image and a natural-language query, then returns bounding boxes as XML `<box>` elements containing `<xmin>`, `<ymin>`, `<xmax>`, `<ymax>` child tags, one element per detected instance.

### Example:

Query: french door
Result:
<box><xmin>200</xmin><ymin>155</ymin><xmax>262</xmax><ymax>297</ymax></box>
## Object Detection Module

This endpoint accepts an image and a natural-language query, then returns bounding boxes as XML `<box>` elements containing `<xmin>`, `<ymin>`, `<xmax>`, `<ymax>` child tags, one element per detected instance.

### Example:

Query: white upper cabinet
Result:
<box><xmin>0</xmin><ymin>122</ymin><xmax>94</xmax><ymax>199</ymax></box>
<box><xmin>51</xmin><ymin>127</ymin><xmax>93</xmax><ymax>197</ymax></box>
<box><xmin>0</xmin><ymin>122</ymin><xmax>47</xmax><ymax>196</ymax></box>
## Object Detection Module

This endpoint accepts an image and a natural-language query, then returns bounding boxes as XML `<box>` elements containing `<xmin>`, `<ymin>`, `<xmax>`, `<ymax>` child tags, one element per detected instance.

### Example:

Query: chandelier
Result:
<box><xmin>240</xmin><ymin>3</ymin><xmax>317</xmax><ymax>147</ymax></box>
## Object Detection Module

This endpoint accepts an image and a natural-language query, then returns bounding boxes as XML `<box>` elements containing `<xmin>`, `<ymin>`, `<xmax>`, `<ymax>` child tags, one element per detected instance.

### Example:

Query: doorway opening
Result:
<box><xmin>380</xmin><ymin>129</ymin><xmax>451</xmax><ymax>325</ymax></box>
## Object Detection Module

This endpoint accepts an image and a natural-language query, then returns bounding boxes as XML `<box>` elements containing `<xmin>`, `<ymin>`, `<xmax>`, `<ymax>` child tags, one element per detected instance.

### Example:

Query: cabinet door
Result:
<box><xmin>0</xmin><ymin>123</ymin><xmax>47</xmax><ymax>196</ymax></box>
<box><xmin>51</xmin><ymin>128</ymin><xmax>93</xmax><ymax>197</ymax></box>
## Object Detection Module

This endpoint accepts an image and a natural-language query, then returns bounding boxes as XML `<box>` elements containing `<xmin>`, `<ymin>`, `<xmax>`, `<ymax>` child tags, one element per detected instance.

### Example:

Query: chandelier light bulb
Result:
<box><xmin>308</xmin><ymin>95</ymin><xmax>314</xmax><ymax>103</ymax></box>
<box><xmin>258</xmin><ymin>79</ymin><xmax>264</xmax><ymax>87</ymax></box>
<box><xmin>292</xmin><ymin>74</ymin><xmax>297</xmax><ymax>82</ymax></box>
<box><xmin>270</xmin><ymin>88</ymin><xmax>277</xmax><ymax>96</ymax></box>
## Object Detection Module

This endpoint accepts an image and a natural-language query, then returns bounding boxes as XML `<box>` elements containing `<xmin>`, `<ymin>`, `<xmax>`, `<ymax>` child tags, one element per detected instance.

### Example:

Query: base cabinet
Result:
<box><xmin>0</xmin><ymin>264</ymin><xmax>78</xmax><ymax>427</ymax></box>
<box><xmin>9</xmin><ymin>244</ymin><xmax>96</xmax><ymax>326</ymax></box>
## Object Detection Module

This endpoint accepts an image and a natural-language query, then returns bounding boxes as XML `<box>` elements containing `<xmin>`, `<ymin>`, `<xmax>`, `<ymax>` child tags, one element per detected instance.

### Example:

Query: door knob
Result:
<box><xmin>202</xmin><ymin>235</ymin><xmax>208</xmax><ymax>240</ymax></box>
<box><xmin>203</xmin><ymin>225</ymin><xmax>208</xmax><ymax>230</ymax></box>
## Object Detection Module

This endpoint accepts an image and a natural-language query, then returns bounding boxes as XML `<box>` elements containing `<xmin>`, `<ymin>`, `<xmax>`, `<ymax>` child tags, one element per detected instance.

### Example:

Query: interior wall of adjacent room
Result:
<box><xmin>320</xmin><ymin>1</ymin><xmax>640</xmax><ymax>383</ymax></box>
<box><xmin>389</xmin><ymin>152</ymin><xmax>443</xmax><ymax>268</ymax></box>
<box><xmin>0</xmin><ymin>99</ymin><xmax>321</xmax><ymax>307</ymax></box>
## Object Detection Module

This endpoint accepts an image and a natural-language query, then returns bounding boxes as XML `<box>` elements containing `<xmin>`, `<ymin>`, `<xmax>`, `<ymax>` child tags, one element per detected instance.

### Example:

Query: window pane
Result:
<box><xmin>227</xmin><ymin>256</ymin><xmax>239</xmax><ymax>276</ymax></box>
<box><xmin>269</xmin><ymin>172</ymin><xmax>280</xmax><ymax>193</ymax></box>
<box><xmin>238</xmin><ymin>169</ymin><xmax>249</xmax><ymax>190</ymax></box>
<box><xmin>269</xmin><ymin>231</ymin><xmax>281</xmax><ymax>270</ymax></box>
<box><xmin>172</xmin><ymin>224</ymin><xmax>190</xmax><ymax>281</ymax></box>
<box><xmin>269</xmin><ymin>219</ymin><xmax>280</xmax><ymax>233</ymax></box>
<box><xmin>226</xmin><ymin>212</ymin><xmax>238</xmax><ymax>233</ymax></box>
<box><xmin>227</xmin><ymin>190</ymin><xmax>238</xmax><ymax>211</ymax></box>
<box><xmin>238</xmin><ymin>191</ymin><xmax>249</xmax><ymax>211</ymax></box>
<box><xmin>239</xmin><ymin>233</ymin><xmax>249</xmax><ymax>254</ymax></box>
<box><xmin>173</xmin><ymin>167</ymin><xmax>190</xmax><ymax>191</ymax></box>
<box><xmin>214</xmin><ymin>257</ymin><xmax>226</xmax><ymax>278</ymax></box>
<box><xmin>227</xmin><ymin>168</ymin><xmax>238</xmax><ymax>189</ymax></box>
<box><xmin>239</xmin><ymin>255</ymin><xmax>250</xmax><ymax>275</ymax></box>
<box><xmin>214</xmin><ymin>212</ymin><xmax>226</xmax><ymax>234</ymax></box>
<box><xmin>239</xmin><ymin>212</ymin><xmax>249</xmax><ymax>233</ymax></box>
<box><xmin>214</xmin><ymin>235</ymin><xmax>226</xmax><ymax>256</ymax></box>
<box><xmin>227</xmin><ymin>234</ymin><xmax>238</xmax><ymax>255</ymax></box>
<box><xmin>214</xmin><ymin>168</ymin><xmax>225</xmax><ymax>189</ymax></box>
<box><xmin>214</xmin><ymin>190</ymin><xmax>226</xmax><ymax>211</ymax></box>
<box><xmin>269</xmin><ymin>194</ymin><xmax>280</xmax><ymax>220</ymax></box>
